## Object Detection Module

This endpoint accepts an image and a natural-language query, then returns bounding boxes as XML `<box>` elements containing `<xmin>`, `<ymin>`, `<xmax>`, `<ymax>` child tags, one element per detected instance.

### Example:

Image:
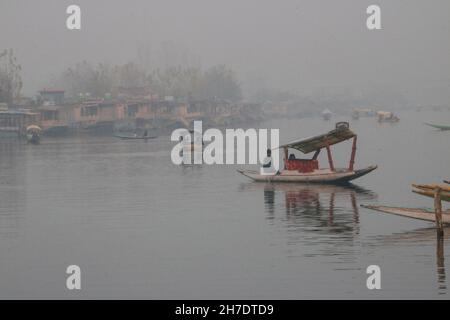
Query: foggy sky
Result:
<box><xmin>1</xmin><ymin>0</ymin><xmax>449</xmax><ymax>104</ymax></box>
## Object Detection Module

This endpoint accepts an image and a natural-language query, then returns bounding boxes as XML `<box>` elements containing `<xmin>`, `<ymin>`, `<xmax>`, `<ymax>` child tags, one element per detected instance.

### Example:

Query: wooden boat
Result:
<box><xmin>352</xmin><ymin>108</ymin><xmax>376</xmax><ymax>119</ymax></box>
<box><xmin>181</xmin><ymin>129</ymin><xmax>204</xmax><ymax>152</ymax></box>
<box><xmin>238</xmin><ymin>122</ymin><xmax>377</xmax><ymax>184</ymax></box>
<box><xmin>412</xmin><ymin>184</ymin><xmax>450</xmax><ymax>202</ymax></box>
<box><xmin>26</xmin><ymin>125</ymin><xmax>42</xmax><ymax>144</ymax></box>
<box><xmin>238</xmin><ymin>166</ymin><xmax>377</xmax><ymax>183</ymax></box>
<box><xmin>425</xmin><ymin>123</ymin><xmax>450</xmax><ymax>130</ymax></box>
<box><xmin>377</xmin><ymin>111</ymin><xmax>399</xmax><ymax>123</ymax></box>
<box><xmin>361</xmin><ymin>205</ymin><xmax>450</xmax><ymax>224</ymax></box>
<box><xmin>114</xmin><ymin>134</ymin><xmax>157</xmax><ymax>140</ymax></box>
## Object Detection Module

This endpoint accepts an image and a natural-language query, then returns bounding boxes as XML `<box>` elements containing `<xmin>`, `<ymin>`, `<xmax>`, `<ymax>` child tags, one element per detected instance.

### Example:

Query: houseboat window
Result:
<box><xmin>91</xmin><ymin>107</ymin><xmax>98</xmax><ymax>116</ymax></box>
<box><xmin>127</xmin><ymin>105</ymin><xmax>138</xmax><ymax>117</ymax></box>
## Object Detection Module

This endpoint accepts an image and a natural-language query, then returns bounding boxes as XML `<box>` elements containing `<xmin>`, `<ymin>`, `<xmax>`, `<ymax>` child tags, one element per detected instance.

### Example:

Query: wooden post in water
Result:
<box><xmin>348</xmin><ymin>136</ymin><xmax>357</xmax><ymax>171</ymax></box>
<box><xmin>434</xmin><ymin>187</ymin><xmax>444</xmax><ymax>237</ymax></box>
<box><xmin>325</xmin><ymin>142</ymin><xmax>335</xmax><ymax>172</ymax></box>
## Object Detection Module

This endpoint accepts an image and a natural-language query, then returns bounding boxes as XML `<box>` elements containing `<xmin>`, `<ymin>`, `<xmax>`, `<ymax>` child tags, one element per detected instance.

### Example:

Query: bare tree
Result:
<box><xmin>0</xmin><ymin>49</ymin><xmax>23</xmax><ymax>104</ymax></box>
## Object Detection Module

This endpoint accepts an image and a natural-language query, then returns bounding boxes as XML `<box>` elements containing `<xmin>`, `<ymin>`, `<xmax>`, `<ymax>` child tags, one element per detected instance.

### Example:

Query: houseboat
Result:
<box><xmin>238</xmin><ymin>122</ymin><xmax>377</xmax><ymax>184</ymax></box>
<box><xmin>38</xmin><ymin>105</ymin><xmax>70</xmax><ymax>135</ymax></box>
<box><xmin>377</xmin><ymin>111</ymin><xmax>399</xmax><ymax>123</ymax></box>
<box><xmin>0</xmin><ymin>109</ymin><xmax>40</xmax><ymax>139</ymax></box>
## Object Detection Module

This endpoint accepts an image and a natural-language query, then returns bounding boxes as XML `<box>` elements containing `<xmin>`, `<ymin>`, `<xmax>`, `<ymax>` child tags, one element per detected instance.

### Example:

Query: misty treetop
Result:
<box><xmin>62</xmin><ymin>61</ymin><xmax>242</xmax><ymax>102</ymax></box>
<box><xmin>0</xmin><ymin>49</ymin><xmax>23</xmax><ymax>105</ymax></box>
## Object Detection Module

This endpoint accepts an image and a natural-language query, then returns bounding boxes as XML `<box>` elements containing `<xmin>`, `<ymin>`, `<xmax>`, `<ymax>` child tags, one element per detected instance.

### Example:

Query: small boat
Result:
<box><xmin>363</xmin><ymin>182</ymin><xmax>450</xmax><ymax>227</ymax></box>
<box><xmin>114</xmin><ymin>134</ymin><xmax>157</xmax><ymax>140</ymax></box>
<box><xmin>445</xmin><ymin>180</ymin><xmax>449</xmax><ymax>185</ymax></box>
<box><xmin>377</xmin><ymin>111</ymin><xmax>399</xmax><ymax>123</ymax></box>
<box><xmin>425</xmin><ymin>123</ymin><xmax>450</xmax><ymax>131</ymax></box>
<box><xmin>322</xmin><ymin>109</ymin><xmax>332</xmax><ymax>120</ymax></box>
<box><xmin>26</xmin><ymin>125</ymin><xmax>42</xmax><ymax>144</ymax></box>
<box><xmin>352</xmin><ymin>108</ymin><xmax>376</xmax><ymax>119</ymax></box>
<box><xmin>238</xmin><ymin>166</ymin><xmax>377</xmax><ymax>184</ymax></box>
<box><xmin>361</xmin><ymin>205</ymin><xmax>450</xmax><ymax>224</ymax></box>
<box><xmin>180</xmin><ymin>129</ymin><xmax>204</xmax><ymax>152</ymax></box>
<box><xmin>238</xmin><ymin>122</ymin><xmax>377</xmax><ymax>184</ymax></box>
<box><xmin>412</xmin><ymin>183</ymin><xmax>450</xmax><ymax>202</ymax></box>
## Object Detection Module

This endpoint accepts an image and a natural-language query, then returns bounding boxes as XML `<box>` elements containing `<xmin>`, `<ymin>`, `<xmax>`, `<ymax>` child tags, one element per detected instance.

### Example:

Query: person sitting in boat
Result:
<box><xmin>263</xmin><ymin>149</ymin><xmax>272</xmax><ymax>168</ymax></box>
<box><xmin>289</xmin><ymin>153</ymin><xmax>296</xmax><ymax>160</ymax></box>
<box><xmin>261</xmin><ymin>149</ymin><xmax>279</xmax><ymax>175</ymax></box>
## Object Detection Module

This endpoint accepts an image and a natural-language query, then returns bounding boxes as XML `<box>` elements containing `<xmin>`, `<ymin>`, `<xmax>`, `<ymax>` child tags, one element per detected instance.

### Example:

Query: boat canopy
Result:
<box><xmin>277</xmin><ymin>122</ymin><xmax>356</xmax><ymax>154</ymax></box>
<box><xmin>26</xmin><ymin>125</ymin><xmax>42</xmax><ymax>132</ymax></box>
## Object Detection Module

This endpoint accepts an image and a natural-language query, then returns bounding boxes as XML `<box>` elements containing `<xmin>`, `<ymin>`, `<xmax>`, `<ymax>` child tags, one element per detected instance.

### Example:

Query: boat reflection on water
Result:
<box><xmin>373</xmin><ymin>227</ymin><xmax>449</xmax><ymax>294</ymax></box>
<box><xmin>241</xmin><ymin>183</ymin><xmax>378</xmax><ymax>252</ymax></box>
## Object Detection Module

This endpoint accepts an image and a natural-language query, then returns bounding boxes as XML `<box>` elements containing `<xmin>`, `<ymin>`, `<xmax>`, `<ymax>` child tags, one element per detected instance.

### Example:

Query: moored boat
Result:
<box><xmin>113</xmin><ymin>133</ymin><xmax>157</xmax><ymax>140</ymax></box>
<box><xmin>238</xmin><ymin>122</ymin><xmax>377</xmax><ymax>184</ymax></box>
<box><xmin>412</xmin><ymin>183</ymin><xmax>450</xmax><ymax>202</ymax></box>
<box><xmin>424</xmin><ymin>123</ymin><xmax>450</xmax><ymax>130</ymax></box>
<box><xmin>377</xmin><ymin>111</ymin><xmax>399</xmax><ymax>123</ymax></box>
<box><xmin>363</xmin><ymin>182</ymin><xmax>450</xmax><ymax>228</ymax></box>
<box><xmin>26</xmin><ymin>125</ymin><xmax>42</xmax><ymax>144</ymax></box>
<box><xmin>361</xmin><ymin>205</ymin><xmax>450</xmax><ymax>224</ymax></box>
<box><xmin>352</xmin><ymin>108</ymin><xmax>376</xmax><ymax>119</ymax></box>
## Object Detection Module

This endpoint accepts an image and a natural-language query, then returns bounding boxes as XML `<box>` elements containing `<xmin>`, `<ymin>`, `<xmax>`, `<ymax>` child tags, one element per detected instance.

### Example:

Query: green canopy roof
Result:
<box><xmin>278</xmin><ymin>123</ymin><xmax>356</xmax><ymax>154</ymax></box>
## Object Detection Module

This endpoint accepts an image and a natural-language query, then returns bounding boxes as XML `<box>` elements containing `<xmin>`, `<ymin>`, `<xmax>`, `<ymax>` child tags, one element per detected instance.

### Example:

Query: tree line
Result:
<box><xmin>0</xmin><ymin>49</ymin><xmax>22</xmax><ymax>105</ymax></box>
<box><xmin>62</xmin><ymin>61</ymin><xmax>242</xmax><ymax>102</ymax></box>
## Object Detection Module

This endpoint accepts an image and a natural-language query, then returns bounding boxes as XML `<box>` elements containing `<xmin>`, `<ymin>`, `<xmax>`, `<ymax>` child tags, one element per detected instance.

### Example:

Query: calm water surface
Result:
<box><xmin>0</xmin><ymin>110</ymin><xmax>449</xmax><ymax>299</ymax></box>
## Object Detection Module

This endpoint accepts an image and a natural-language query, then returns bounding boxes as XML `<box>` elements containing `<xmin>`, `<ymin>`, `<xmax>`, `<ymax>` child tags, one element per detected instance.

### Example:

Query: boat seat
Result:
<box><xmin>285</xmin><ymin>159</ymin><xmax>319</xmax><ymax>173</ymax></box>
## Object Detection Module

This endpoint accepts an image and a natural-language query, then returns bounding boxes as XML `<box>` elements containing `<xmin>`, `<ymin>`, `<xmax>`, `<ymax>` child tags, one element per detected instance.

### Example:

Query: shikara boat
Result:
<box><xmin>114</xmin><ymin>134</ymin><xmax>157</xmax><ymax>140</ymax></box>
<box><xmin>411</xmin><ymin>184</ymin><xmax>450</xmax><ymax>202</ymax></box>
<box><xmin>361</xmin><ymin>205</ymin><xmax>450</xmax><ymax>225</ymax></box>
<box><xmin>425</xmin><ymin>123</ymin><xmax>450</xmax><ymax>131</ymax></box>
<box><xmin>180</xmin><ymin>129</ymin><xmax>204</xmax><ymax>152</ymax></box>
<box><xmin>377</xmin><ymin>111</ymin><xmax>399</xmax><ymax>123</ymax></box>
<box><xmin>238</xmin><ymin>122</ymin><xmax>377</xmax><ymax>184</ymax></box>
<box><xmin>26</xmin><ymin>125</ymin><xmax>42</xmax><ymax>144</ymax></box>
<box><xmin>363</xmin><ymin>182</ymin><xmax>450</xmax><ymax>226</ymax></box>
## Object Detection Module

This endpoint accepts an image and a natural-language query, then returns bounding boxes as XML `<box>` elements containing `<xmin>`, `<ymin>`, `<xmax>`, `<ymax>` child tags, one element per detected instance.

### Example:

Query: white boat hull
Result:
<box><xmin>238</xmin><ymin>165</ymin><xmax>377</xmax><ymax>184</ymax></box>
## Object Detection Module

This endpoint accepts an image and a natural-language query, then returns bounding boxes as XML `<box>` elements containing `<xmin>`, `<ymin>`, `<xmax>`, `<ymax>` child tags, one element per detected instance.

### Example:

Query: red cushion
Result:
<box><xmin>285</xmin><ymin>159</ymin><xmax>318</xmax><ymax>173</ymax></box>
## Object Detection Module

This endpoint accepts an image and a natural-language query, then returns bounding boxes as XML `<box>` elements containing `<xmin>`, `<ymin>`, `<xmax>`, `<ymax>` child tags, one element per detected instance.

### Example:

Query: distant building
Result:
<box><xmin>113</xmin><ymin>86</ymin><xmax>152</xmax><ymax>99</ymax></box>
<box><xmin>39</xmin><ymin>89</ymin><xmax>65</xmax><ymax>105</ymax></box>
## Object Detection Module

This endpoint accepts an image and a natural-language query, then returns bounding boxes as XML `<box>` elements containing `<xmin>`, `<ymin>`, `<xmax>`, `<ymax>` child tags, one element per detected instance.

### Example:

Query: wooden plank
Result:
<box><xmin>361</xmin><ymin>205</ymin><xmax>450</xmax><ymax>224</ymax></box>
<box><xmin>412</xmin><ymin>183</ymin><xmax>450</xmax><ymax>193</ymax></box>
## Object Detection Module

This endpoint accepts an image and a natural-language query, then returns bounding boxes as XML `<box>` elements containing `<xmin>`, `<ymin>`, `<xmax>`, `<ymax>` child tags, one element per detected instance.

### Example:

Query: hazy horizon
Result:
<box><xmin>1</xmin><ymin>0</ymin><xmax>449</xmax><ymax>104</ymax></box>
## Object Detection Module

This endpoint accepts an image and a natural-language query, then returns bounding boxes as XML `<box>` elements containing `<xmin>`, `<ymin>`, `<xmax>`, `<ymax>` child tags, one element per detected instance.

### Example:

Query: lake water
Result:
<box><xmin>0</xmin><ymin>110</ymin><xmax>449</xmax><ymax>299</ymax></box>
